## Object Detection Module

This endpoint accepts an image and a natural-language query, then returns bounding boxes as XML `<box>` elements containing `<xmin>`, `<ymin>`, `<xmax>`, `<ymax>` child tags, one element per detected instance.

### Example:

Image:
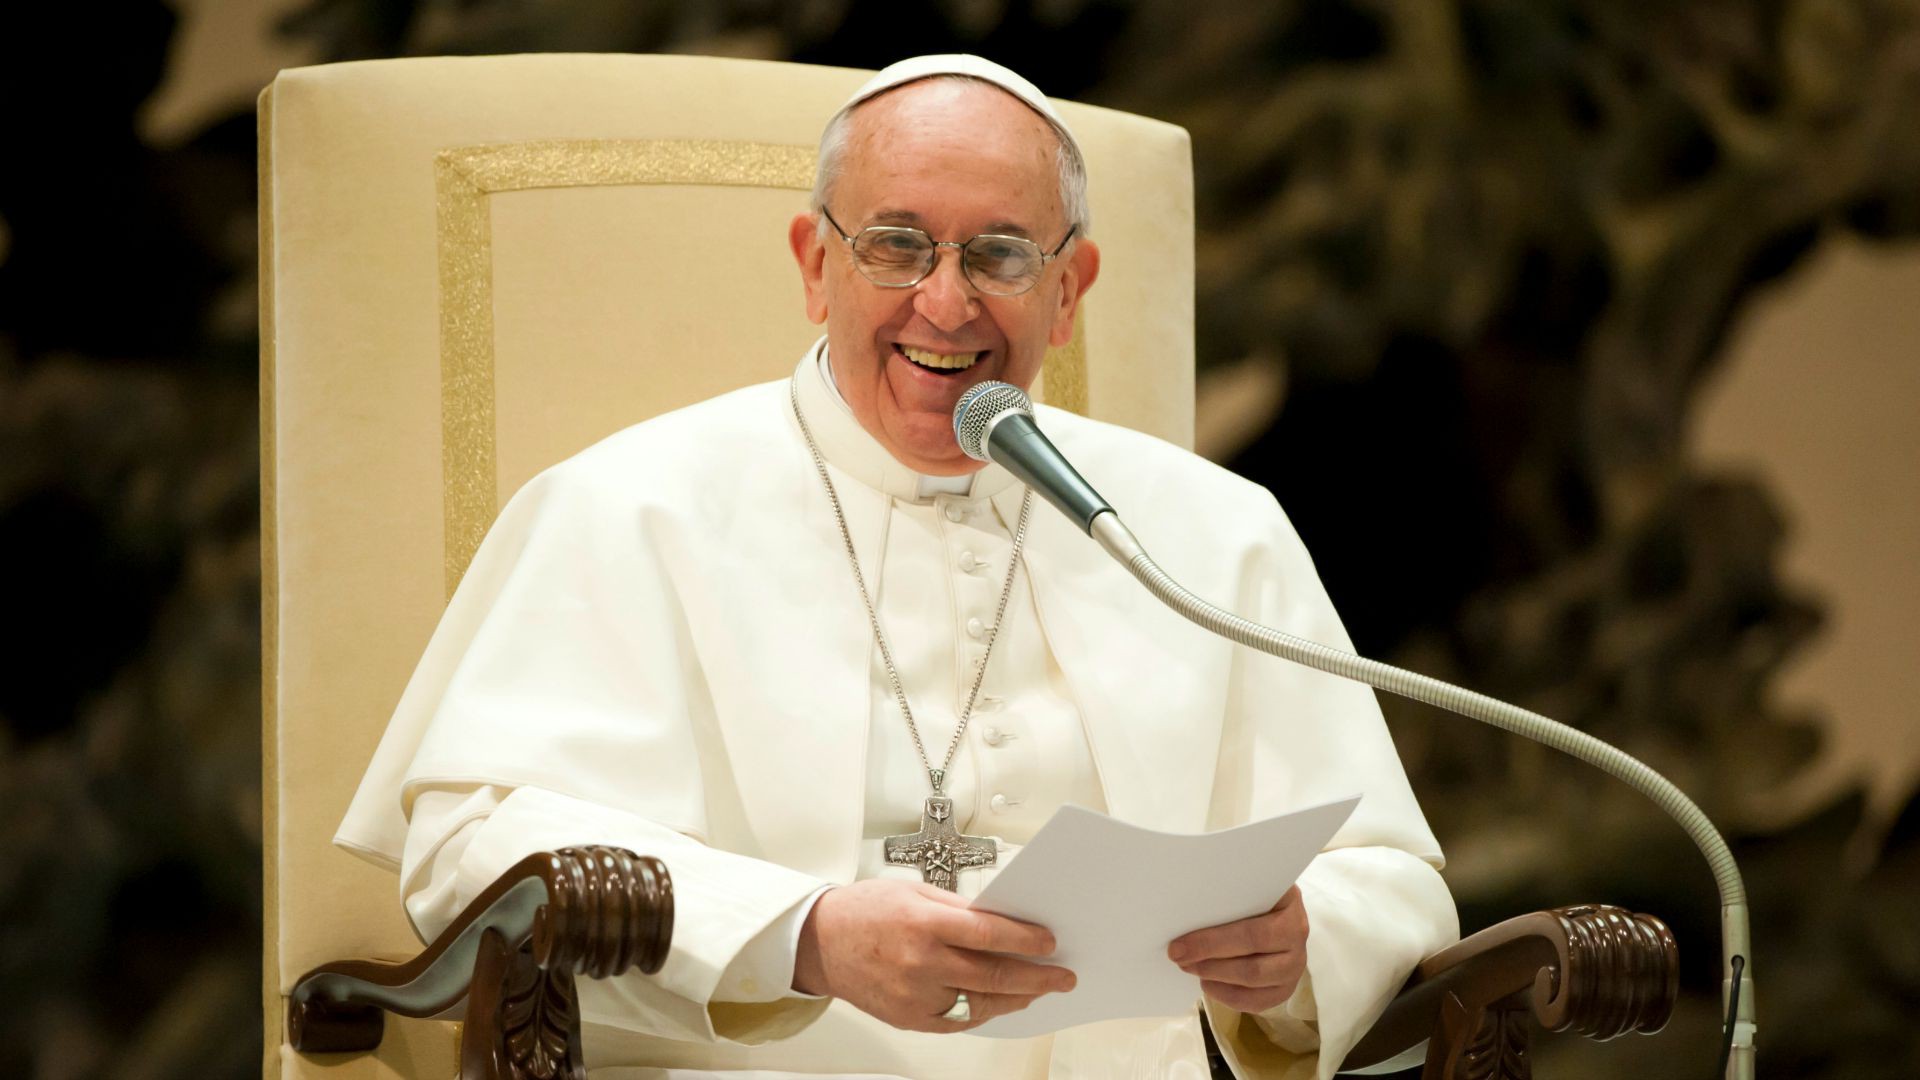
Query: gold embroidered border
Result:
<box><xmin>434</xmin><ymin>137</ymin><xmax>1089</xmax><ymax>596</ymax></box>
<box><xmin>1043</xmin><ymin>308</ymin><xmax>1087</xmax><ymax>417</ymax></box>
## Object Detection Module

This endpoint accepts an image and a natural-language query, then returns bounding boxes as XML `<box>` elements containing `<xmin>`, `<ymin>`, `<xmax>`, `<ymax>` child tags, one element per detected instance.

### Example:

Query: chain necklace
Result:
<box><xmin>790</xmin><ymin>376</ymin><xmax>1032</xmax><ymax>890</ymax></box>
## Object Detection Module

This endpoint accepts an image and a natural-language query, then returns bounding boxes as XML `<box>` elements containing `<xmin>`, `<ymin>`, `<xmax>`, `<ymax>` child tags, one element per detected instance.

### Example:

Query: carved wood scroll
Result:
<box><xmin>1339</xmin><ymin>903</ymin><xmax>1677</xmax><ymax>1080</ymax></box>
<box><xmin>288</xmin><ymin>846</ymin><xmax>671</xmax><ymax>1079</ymax></box>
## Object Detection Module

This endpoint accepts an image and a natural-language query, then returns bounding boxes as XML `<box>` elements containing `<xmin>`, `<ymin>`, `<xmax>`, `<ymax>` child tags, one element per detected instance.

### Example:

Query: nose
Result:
<box><xmin>912</xmin><ymin>246</ymin><xmax>980</xmax><ymax>332</ymax></box>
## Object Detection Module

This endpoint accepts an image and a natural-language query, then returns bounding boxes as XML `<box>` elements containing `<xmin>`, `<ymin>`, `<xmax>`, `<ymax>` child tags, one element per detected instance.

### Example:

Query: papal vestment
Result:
<box><xmin>336</xmin><ymin>341</ymin><xmax>1458</xmax><ymax>1078</ymax></box>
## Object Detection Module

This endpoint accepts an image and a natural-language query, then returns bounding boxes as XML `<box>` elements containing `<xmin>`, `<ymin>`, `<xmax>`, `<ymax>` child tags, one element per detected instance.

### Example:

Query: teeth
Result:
<box><xmin>902</xmin><ymin>345</ymin><xmax>980</xmax><ymax>370</ymax></box>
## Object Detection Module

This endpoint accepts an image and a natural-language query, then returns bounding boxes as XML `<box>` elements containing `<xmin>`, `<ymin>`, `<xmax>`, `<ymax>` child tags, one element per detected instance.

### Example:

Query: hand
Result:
<box><xmin>792</xmin><ymin>878</ymin><xmax>1077</xmax><ymax>1032</ymax></box>
<box><xmin>1167</xmin><ymin>885</ymin><xmax>1309</xmax><ymax>1014</ymax></box>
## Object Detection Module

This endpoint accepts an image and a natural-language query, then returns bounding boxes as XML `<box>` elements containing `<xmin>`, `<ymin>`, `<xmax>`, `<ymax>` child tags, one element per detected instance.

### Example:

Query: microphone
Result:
<box><xmin>951</xmin><ymin>381</ymin><xmax>1756</xmax><ymax>1079</ymax></box>
<box><xmin>952</xmin><ymin>381</ymin><xmax>1114</xmax><ymax>532</ymax></box>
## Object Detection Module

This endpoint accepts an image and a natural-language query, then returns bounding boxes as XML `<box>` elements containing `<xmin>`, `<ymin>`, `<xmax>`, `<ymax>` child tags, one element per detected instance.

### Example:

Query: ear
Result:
<box><xmin>1048</xmin><ymin>237</ymin><xmax>1100</xmax><ymax>347</ymax></box>
<box><xmin>789</xmin><ymin>212</ymin><xmax>830</xmax><ymax>325</ymax></box>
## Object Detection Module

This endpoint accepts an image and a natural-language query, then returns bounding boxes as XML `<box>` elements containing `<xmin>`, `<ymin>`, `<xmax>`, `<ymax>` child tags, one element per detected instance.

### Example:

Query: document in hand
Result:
<box><xmin>967</xmin><ymin>795</ymin><xmax>1361</xmax><ymax>1038</ymax></box>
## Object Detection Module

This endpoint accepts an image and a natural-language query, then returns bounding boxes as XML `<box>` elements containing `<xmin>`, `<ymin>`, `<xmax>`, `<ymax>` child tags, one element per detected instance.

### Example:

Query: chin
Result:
<box><xmin>917</xmin><ymin>452</ymin><xmax>984</xmax><ymax>477</ymax></box>
<box><xmin>902</xmin><ymin>442</ymin><xmax>979</xmax><ymax>475</ymax></box>
<box><xmin>884</xmin><ymin>416</ymin><xmax>978</xmax><ymax>474</ymax></box>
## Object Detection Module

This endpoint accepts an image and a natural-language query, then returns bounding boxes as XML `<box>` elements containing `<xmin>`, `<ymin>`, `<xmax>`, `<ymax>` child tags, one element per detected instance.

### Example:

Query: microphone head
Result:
<box><xmin>953</xmin><ymin>381</ymin><xmax>1033</xmax><ymax>462</ymax></box>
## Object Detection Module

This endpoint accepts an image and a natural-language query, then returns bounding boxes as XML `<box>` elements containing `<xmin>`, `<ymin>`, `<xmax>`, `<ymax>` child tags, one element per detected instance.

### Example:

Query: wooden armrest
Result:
<box><xmin>287</xmin><ymin>846</ymin><xmax>671</xmax><ymax>1078</ymax></box>
<box><xmin>1338</xmin><ymin>903</ymin><xmax>1677</xmax><ymax>1078</ymax></box>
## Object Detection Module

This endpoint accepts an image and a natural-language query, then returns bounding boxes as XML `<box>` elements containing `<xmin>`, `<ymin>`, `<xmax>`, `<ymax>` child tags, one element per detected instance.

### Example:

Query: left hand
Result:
<box><xmin>1167</xmin><ymin>885</ymin><xmax>1309</xmax><ymax>1013</ymax></box>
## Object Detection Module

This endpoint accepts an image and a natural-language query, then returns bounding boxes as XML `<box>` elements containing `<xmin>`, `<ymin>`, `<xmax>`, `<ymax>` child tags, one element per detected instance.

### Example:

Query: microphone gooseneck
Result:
<box><xmin>951</xmin><ymin>385</ymin><xmax>1757</xmax><ymax>1080</ymax></box>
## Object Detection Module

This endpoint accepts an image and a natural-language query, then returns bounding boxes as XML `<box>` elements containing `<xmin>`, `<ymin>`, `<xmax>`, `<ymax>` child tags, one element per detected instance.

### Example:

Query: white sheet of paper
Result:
<box><xmin>966</xmin><ymin>795</ymin><xmax>1361</xmax><ymax>1038</ymax></box>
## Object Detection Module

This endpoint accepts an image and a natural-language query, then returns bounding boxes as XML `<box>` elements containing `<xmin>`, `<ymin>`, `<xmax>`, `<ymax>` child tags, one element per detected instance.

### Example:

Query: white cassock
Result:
<box><xmin>335</xmin><ymin>340</ymin><xmax>1458</xmax><ymax>1079</ymax></box>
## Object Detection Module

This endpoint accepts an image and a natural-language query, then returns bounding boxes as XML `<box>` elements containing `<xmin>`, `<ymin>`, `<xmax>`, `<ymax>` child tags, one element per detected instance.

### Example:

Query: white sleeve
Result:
<box><xmin>714</xmin><ymin>886</ymin><xmax>834</xmax><ymax>1004</ymax></box>
<box><xmin>401</xmin><ymin>783</ymin><xmax>835</xmax><ymax>1045</ymax></box>
<box><xmin>1201</xmin><ymin>492</ymin><xmax>1459</xmax><ymax>1078</ymax></box>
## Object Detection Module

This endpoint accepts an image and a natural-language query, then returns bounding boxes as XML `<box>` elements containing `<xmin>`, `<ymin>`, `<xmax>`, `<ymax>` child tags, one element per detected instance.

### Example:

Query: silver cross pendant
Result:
<box><xmin>883</xmin><ymin>789</ymin><xmax>996</xmax><ymax>892</ymax></box>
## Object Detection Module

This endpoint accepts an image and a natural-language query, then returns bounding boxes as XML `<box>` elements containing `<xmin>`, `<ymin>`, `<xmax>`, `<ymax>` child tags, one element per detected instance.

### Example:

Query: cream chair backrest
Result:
<box><xmin>259</xmin><ymin>53</ymin><xmax>1193</xmax><ymax>1078</ymax></box>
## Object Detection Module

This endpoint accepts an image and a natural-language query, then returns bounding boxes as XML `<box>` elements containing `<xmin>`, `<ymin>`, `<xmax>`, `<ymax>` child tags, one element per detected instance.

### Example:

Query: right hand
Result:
<box><xmin>791</xmin><ymin>878</ymin><xmax>1077</xmax><ymax>1032</ymax></box>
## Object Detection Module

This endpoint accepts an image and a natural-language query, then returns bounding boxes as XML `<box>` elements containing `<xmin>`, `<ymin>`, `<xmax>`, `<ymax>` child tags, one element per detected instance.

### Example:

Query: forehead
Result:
<box><xmin>836</xmin><ymin>79</ymin><xmax>1063</xmax><ymax>228</ymax></box>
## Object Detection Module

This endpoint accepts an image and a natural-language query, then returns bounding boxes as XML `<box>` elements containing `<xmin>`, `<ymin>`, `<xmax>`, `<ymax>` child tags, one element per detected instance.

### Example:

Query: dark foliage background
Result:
<box><xmin>1</xmin><ymin>1</ymin><xmax>1916</xmax><ymax>1077</ymax></box>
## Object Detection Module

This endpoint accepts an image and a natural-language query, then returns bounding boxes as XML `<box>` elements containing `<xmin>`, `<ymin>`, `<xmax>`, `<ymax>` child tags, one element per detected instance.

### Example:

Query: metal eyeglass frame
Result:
<box><xmin>820</xmin><ymin>207</ymin><xmax>1077</xmax><ymax>297</ymax></box>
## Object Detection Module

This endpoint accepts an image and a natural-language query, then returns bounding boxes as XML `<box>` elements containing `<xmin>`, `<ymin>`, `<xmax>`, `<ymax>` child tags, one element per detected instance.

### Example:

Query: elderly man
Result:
<box><xmin>337</xmin><ymin>55</ymin><xmax>1456</xmax><ymax>1078</ymax></box>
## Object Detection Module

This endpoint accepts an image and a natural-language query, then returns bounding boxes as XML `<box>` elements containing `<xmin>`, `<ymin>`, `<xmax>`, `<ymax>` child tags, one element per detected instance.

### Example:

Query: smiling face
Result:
<box><xmin>789</xmin><ymin>79</ymin><xmax>1100</xmax><ymax>475</ymax></box>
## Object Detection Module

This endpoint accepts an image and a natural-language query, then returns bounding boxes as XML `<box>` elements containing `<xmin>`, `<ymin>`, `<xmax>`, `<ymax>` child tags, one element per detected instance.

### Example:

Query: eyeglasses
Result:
<box><xmin>821</xmin><ymin>207</ymin><xmax>1076</xmax><ymax>297</ymax></box>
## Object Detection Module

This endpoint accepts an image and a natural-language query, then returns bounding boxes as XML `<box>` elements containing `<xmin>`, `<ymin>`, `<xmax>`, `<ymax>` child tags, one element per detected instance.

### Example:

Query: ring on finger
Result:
<box><xmin>941</xmin><ymin>991</ymin><xmax>971</xmax><ymax>1022</ymax></box>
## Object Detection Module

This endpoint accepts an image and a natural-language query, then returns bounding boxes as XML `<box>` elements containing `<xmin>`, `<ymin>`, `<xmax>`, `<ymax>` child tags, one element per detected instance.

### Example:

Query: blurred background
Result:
<box><xmin>2</xmin><ymin>1</ymin><xmax>1917</xmax><ymax>1077</ymax></box>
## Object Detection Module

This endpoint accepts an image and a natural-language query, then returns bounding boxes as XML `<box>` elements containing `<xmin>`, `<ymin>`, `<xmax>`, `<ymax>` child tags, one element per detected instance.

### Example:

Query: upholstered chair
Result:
<box><xmin>259</xmin><ymin>54</ymin><xmax>1674</xmax><ymax>1080</ymax></box>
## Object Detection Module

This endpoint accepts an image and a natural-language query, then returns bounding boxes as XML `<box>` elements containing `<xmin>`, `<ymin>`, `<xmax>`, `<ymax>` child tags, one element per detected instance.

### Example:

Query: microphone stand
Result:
<box><xmin>1084</xmin><ymin>510</ymin><xmax>1757</xmax><ymax>1080</ymax></box>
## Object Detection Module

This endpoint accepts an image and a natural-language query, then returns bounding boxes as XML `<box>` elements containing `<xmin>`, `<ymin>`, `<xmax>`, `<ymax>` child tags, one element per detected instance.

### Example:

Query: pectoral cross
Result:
<box><xmin>883</xmin><ymin>784</ymin><xmax>996</xmax><ymax>892</ymax></box>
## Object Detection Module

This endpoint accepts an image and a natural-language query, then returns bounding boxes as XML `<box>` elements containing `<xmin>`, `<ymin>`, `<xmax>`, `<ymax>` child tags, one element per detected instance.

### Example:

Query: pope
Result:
<box><xmin>337</xmin><ymin>54</ymin><xmax>1458</xmax><ymax>1078</ymax></box>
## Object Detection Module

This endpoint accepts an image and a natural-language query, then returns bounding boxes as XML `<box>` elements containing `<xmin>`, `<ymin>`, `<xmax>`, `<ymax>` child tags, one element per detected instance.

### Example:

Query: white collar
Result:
<box><xmin>793</xmin><ymin>337</ymin><xmax>1020</xmax><ymax>505</ymax></box>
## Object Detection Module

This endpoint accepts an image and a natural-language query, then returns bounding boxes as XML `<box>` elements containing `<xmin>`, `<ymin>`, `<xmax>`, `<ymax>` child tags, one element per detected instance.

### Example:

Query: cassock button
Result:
<box><xmin>945</xmin><ymin>504</ymin><xmax>967</xmax><ymax>523</ymax></box>
<box><xmin>967</xmin><ymin>617</ymin><xmax>986</xmax><ymax>640</ymax></box>
<box><xmin>982</xmin><ymin>726</ymin><xmax>1005</xmax><ymax>746</ymax></box>
<box><xmin>959</xmin><ymin>550</ymin><xmax>978</xmax><ymax>571</ymax></box>
<box><xmin>990</xmin><ymin>793</ymin><xmax>1010</xmax><ymax>813</ymax></box>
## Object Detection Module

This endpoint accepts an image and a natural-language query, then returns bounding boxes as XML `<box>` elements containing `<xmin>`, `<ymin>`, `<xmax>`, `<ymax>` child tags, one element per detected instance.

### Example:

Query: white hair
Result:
<box><xmin>809</xmin><ymin>73</ymin><xmax>1091</xmax><ymax>239</ymax></box>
